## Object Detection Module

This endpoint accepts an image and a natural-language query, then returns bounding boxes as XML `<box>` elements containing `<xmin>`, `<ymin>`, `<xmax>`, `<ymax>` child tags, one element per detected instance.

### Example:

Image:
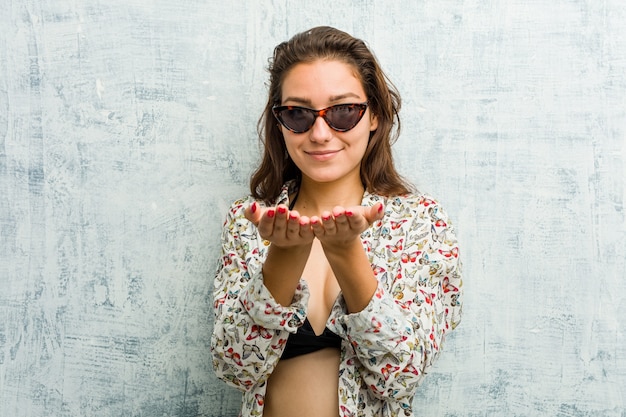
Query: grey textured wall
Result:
<box><xmin>1</xmin><ymin>1</ymin><xmax>624</xmax><ymax>416</ymax></box>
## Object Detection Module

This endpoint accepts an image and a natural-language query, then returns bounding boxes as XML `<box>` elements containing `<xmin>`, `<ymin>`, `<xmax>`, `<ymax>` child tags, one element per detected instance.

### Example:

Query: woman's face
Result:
<box><xmin>279</xmin><ymin>59</ymin><xmax>378</xmax><ymax>186</ymax></box>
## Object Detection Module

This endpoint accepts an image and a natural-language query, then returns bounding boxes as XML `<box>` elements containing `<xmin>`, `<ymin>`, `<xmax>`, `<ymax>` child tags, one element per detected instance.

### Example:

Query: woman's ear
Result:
<box><xmin>369</xmin><ymin>112</ymin><xmax>379</xmax><ymax>132</ymax></box>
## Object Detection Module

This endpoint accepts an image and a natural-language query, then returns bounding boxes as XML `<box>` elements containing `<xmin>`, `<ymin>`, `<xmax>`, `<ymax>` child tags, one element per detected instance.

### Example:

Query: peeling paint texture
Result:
<box><xmin>1</xmin><ymin>1</ymin><xmax>625</xmax><ymax>416</ymax></box>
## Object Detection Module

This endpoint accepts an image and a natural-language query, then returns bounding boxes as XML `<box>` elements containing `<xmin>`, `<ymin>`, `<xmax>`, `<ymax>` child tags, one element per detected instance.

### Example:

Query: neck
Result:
<box><xmin>295</xmin><ymin>176</ymin><xmax>365</xmax><ymax>214</ymax></box>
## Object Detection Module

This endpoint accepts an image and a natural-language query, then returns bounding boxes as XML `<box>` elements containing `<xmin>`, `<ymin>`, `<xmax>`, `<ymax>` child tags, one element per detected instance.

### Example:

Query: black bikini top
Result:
<box><xmin>281</xmin><ymin>318</ymin><xmax>341</xmax><ymax>360</ymax></box>
<box><xmin>280</xmin><ymin>189</ymin><xmax>342</xmax><ymax>360</ymax></box>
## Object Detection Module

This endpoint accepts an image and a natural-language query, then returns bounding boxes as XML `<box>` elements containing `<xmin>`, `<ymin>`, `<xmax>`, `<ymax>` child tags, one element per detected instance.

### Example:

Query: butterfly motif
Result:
<box><xmin>419</xmin><ymin>289</ymin><xmax>435</xmax><ymax>305</ymax></box>
<box><xmin>403</xmin><ymin>269</ymin><xmax>417</xmax><ymax>281</ymax></box>
<box><xmin>371</xmin><ymin>317</ymin><xmax>382</xmax><ymax>333</ymax></box>
<box><xmin>224</xmin><ymin>347</ymin><xmax>243</xmax><ymax>366</ymax></box>
<box><xmin>223</xmin><ymin>254</ymin><xmax>234</xmax><ymax>266</ymax></box>
<box><xmin>430</xmin><ymin>225</ymin><xmax>445</xmax><ymax>243</ymax></box>
<box><xmin>390</xmin><ymin>219</ymin><xmax>407</xmax><ymax>230</ymax></box>
<box><xmin>242</xmin><ymin>298</ymin><xmax>254</xmax><ymax>311</ymax></box>
<box><xmin>340</xmin><ymin>405</ymin><xmax>356</xmax><ymax>417</ymax></box>
<box><xmin>246</xmin><ymin>324</ymin><xmax>272</xmax><ymax>340</ymax></box>
<box><xmin>429</xmin><ymin>325</ymin><xmax>441</xmax><ymax>350</ymax></box>
<box><xmin>436</xmin><ymin>310</ymin><xmax>445</xmax><ymax>325</ymax></box>
<box><xmin>242</xmin><ymin>344</ymin><xmax>265</xmax><ymax>360</ymax></box>
<box><xmin>238</xmin><ymin>270</ymin><xmax>250</xmax><ymax>282</ymax></box>
<box><xmin>339</xmin><ymin>386</ymin><xmax>349</xmax><ymax>404</ymax></box>
<box><xmin>374</xmin><ymin>286</ymin><xmax>384</xmax><ymax>299</ymax></box>
<box><xmin>401</xmin><ymin>250</ymin><xmax>422</xmax><ymax>263</ymax></box>
<box><xmin>386</xmin><ymin>239</ymin><xmax>404</xmax><ymax>253</ymax></box>
<box><xmin>418</xmin><ymin>275</ymin><xmax>429</xmax><ymax>287</ymax></box>
<box><xmin>380</xmin><ymin>226</ymin><xmax>392</xmax><ymax>240</ymax></box>
<box><xmin>442</xmin><ymin>276</ymin><xmax>459</xmax><ymax>293</ymax></box>
<box><xmin>371</xmin><ymin>265</ymin><xmax>386</xmax><ymax>276</ymax></box>
<box><xmin>213</xmin><ymin>296</ymin><xmax>226</xmax><ymax>310</ymax></box>
<box><xmin>271</xmin><ymin>338</ymin><xmax>287</xmax><ymax>350</ymax></box>
<box><xmin>399</xmin><ymin>401</ymin><xmax>413</xmax><ymax>413</ymax></box>
<box><xmin>238</xmin><ymin>230</ymin><xmax>257</xmax><ymax>240</ymax></box>
<box><xmin>368</xmin><ymin>383</ymin><xmax>385</xmax><ymax>396</ymax></box>
<box><xmin>434</xmin><ymin>218</ymin><xmax>447</xmax><ymax>228</ymax></box>
<box><xmin>403</xmin><ymin>363</ymin><xmax>421</xmax><ymax>376</ymax></box>
<box><xmin>264</xmin><ymin>303</ymin><xmax>282</xmax><ymax>315</ymax></box>
<box><xmin>451</xmin><ymin>293</ymin><xmax>460</xmax><ymax>307</ymax></box>
<box><xmin>392</xmin><ymin>284</ymin><xmax>405</xmax><ymax>300</ymax></box>
<box><xmin>438</xmin><ymin>247</ymin><xmax>459</xmax><ymax>258</ymax></box>
<box><xmin>381</xmin><ymin>363</ymin><xmax>400</xmax><ymax>380</ymax></box>
<box><xmin>367</xmin><ymin>356</ymin><xmax>378</xmax><ymax>367</ymax></box>
<box><xmin>429</xmin><ymin>263</ymin><xmax>442</xmax><ymax>276</ymax></box>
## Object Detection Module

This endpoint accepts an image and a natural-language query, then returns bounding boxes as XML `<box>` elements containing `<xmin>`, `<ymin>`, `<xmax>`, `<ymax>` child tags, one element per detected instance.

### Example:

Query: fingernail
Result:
<box><xmin>289</xmin><ymin>212</ymin><xmax>298</xmax><ymax>220</ymax></box>
<box><xmin>267</xmin><ymin>209</ymin><xmax>275</xmax><ymax>218</ymax></box>
<box><xmin>251</xmin><ymin>202</ymin><xmax>257</xmax><ymax>213</ymax></box>
<box><xmin>277</xmin><ymin>206</ymin><xmax>287</xmax><ymax>214</ymax></box>
<box><xmin>378</xmin><ymin>204</ymin><xmax>383</xmax><ymax>213</ymax></box>
<box><xmin>322</xmin><ymin>215</ymin><xmax>331</xmax><ymax>221</ymax></box>
<box><xmin>345</xmin><ymin>210</ymin><xmax>353</xmax><ymax>217</ymax></box>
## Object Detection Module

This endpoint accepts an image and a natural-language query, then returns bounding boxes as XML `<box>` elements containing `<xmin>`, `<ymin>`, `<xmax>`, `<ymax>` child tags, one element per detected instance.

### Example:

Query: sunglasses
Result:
<box><xmin>272</xmin><ymin>102</ymin><xmax>369</xmax><ymax>133</ymax></box>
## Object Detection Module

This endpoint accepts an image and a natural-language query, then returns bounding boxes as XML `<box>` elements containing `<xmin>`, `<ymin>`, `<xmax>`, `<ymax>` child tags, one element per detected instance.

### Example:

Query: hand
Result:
<box><xmin>244</xmin><ymin>202</ymin><xmax>315</xmax><ymax>249</ymax></box>
<box><xmin>311</xmin><ymin>202</ymin><xmax>384</xmax><ymax>249</ymax></box>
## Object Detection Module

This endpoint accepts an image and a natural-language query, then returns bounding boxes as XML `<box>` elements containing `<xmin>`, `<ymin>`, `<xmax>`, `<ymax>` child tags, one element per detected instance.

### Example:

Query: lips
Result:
<box><xmin>305</xmin><ymin>150</ymin><xmax>341</xmax><ymax>161</ymax></box>
<box><xmin>306</xmin><ymin>150</ymin><xmax>340</xmax><ymax>155</ymax></box>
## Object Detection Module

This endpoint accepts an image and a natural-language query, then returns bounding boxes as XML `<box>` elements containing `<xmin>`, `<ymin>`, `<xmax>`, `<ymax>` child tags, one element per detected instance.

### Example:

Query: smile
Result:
<box><xmin>305</xmin><ymin>150</ymin><xmax>341</xmax><ymax>161</ymax></box>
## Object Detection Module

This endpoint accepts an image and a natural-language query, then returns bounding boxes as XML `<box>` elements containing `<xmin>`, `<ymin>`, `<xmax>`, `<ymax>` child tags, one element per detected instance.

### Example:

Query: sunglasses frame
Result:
<box><xmin>272</xmin><ymin>102</ymin><xmax>369</xmax><ymax>133</ymax></box>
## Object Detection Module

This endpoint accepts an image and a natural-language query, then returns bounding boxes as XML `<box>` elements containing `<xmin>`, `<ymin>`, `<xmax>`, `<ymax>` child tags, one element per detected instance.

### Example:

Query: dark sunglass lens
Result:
<box><xmin>281</xmin><ymin>108</ymin><xmax>315</xmax><ymax>132</ymax></box>
<box><xmin>327</xmin><ymin>104</ymin><xmax>363</xmax><ymax>130</ymax></box>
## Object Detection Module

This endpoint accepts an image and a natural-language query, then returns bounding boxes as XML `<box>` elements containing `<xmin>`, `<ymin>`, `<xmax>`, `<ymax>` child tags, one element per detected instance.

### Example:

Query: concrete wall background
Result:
<box><xmin>1</xmin><ymin>1</ymin><xmax>624</xmax><ymax>416</ymax></box>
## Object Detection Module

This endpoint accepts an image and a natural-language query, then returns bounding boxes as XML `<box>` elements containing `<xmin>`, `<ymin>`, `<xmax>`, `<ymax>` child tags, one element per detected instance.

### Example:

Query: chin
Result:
<box><xmin>303</xmin><ymin>172</ymin><xmax>354</xmax><ymax>184</ymax></box>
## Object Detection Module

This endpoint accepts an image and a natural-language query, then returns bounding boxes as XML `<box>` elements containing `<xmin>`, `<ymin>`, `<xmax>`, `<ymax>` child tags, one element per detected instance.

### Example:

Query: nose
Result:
<box><xmin>308</xmin><ymin>115</ymin><xmax>332</xmax><ymax>142</ymax></box>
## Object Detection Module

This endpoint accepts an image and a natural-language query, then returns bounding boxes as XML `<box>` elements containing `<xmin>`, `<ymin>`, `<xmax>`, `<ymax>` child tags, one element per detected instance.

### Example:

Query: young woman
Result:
<box><xmin>211</xmin><ymin>26</ymin><xmax>463</xmax><ymax>417</ymax></box>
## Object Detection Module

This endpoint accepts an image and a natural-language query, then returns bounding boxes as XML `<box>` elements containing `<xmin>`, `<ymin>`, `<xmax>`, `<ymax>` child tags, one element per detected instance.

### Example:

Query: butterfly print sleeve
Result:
<box><xmin>210</xmin><ymin>198</ymin><xmax>309</xmax><ymax>392</ymax></box>
<box><xmin>330</xmin><ymin>195</ymin><xmax>463</xmax><ymax>413</ymax></box>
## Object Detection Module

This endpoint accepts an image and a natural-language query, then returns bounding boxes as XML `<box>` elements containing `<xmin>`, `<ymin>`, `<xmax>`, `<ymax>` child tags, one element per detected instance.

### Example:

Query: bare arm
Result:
<box><xmin>245</xmin><ymin>202</ymin><xmax>315</xmax><ymax>306</ymax></box>
<box><xmin>312</xmin><ymin>203</ymin><xmax>384</xmax><ymax>313</ymax></box>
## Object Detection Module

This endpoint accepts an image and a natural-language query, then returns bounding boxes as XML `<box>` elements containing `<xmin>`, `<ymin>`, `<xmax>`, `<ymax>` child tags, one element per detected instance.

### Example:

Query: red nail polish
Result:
<box><xmin>345</xmin><ymin>210</ymin><xmax>353</xmax><ymax>217</ymax></box>
<box><xmin>289</xmin><ymin>212</ymin><xmax>298</xmax><ymax>220</ymax></box>
<box><xmin>322</xmin><ymin>215</ymin><xmax>331</xmax><ymax>221</ymax></box>
<box><xmin>251</xmin><ymin>202</ymin><xmax>257</xmax><ymax>213</ymax></box>
<box><xmin>277</xmin><ymin>206</ymin><xmax>287</xmax><ymax>214</ymax></box>
<box><xmin>267</xmin><ymin>209</ymin><xmax>275</xmax><ymax>218</ymax></box>
<box><xmin>378</xmin><ymin>204</ymin><xmax>383</xmax><ymax>213</ymax></box>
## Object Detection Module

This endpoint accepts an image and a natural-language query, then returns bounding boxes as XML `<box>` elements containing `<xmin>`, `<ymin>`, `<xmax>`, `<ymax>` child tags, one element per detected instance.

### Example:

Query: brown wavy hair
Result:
<box><xmin>250</xmin><ymin>26</ymin><xmax>413</xmax><ymax>203</ymax></box>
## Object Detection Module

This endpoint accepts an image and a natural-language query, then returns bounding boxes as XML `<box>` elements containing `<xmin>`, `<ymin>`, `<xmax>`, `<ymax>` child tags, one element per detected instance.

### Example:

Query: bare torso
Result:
<box><xmin>263</xmin><ymin>239</ymin><xmax>342</xmax><ymax>417</ymax></box>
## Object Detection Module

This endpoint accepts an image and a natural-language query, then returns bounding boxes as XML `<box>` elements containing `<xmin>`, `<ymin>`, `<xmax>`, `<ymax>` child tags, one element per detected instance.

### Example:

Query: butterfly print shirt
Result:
<box><xmin>211</xmin><ymin>181</ymin><xmax>463</xmax><ymax>417</ymax></box>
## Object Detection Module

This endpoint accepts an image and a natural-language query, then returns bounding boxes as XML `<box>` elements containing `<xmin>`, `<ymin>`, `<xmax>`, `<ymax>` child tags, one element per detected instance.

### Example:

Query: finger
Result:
<box><xmin>364</xmin><ymin>202</ymin><xmax>385</xmax><ymax>224</ymax></box>
<box><xmin>310</xmin><ymin>216</ymin><xmax>325</xmax><ymax>237</ymax></box>
<box><xmin>286</xmin><ymin>210</ymin><xmax>301</xmax><ymax>237</ymax></box>
<box><xmin>257</xmin><ymin>207</ymin><xmax>277</xmax><ymax>237</ymax></box>
<box><xmin>321</xmin><ymin>210</ymin><xmax>338</xmax><ymax>234</ymax></box>
<box><xmin>298</xmin><ymin>216</ymin><xmax>314</xmax><ymax>239</ymax></box>
<box><xmin>271</xmin><ymin>204</ymin><xmax>289</xmax><ymax>236</ymax></box>
<box><xmin>344</xmin><ymin>207</ymin><xmax>365</xmax><ymax>230</ymax></box>
<box><xmin>244</xmin><ymin>201</ymin><xmax>262</xmax><ymax>225</ymax></box>
<box><xmin>331</xmin><ymin>207</ymin><xmax>349</xmax><ymax>232</ymax></box>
